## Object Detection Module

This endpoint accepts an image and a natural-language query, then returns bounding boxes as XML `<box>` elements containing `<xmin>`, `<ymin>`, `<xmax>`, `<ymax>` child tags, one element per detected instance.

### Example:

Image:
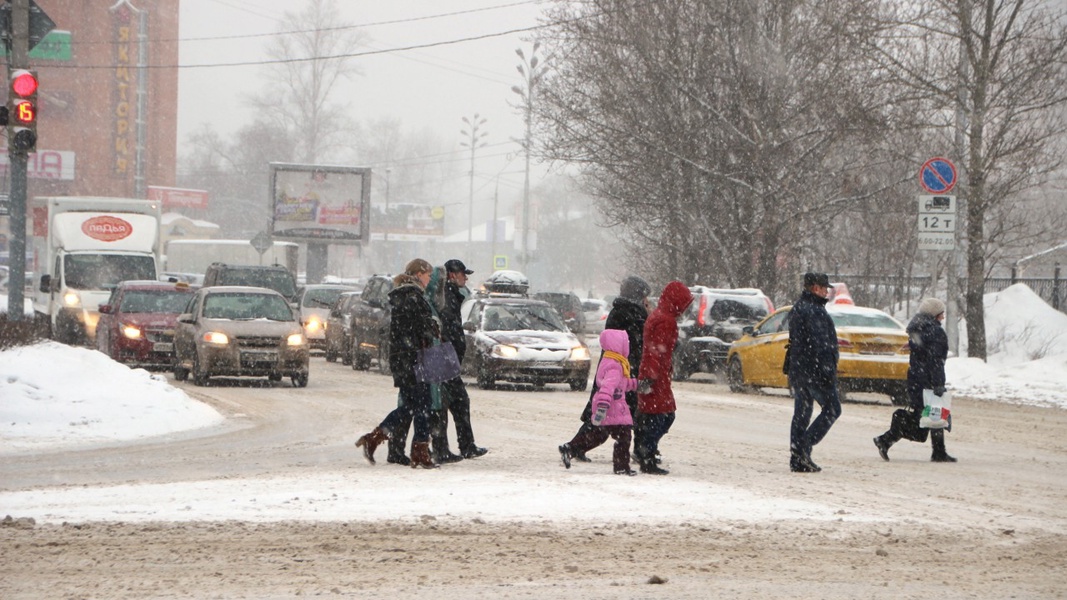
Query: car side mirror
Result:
<box><xmin>463</xmin><ymin>321</ymin><xmax>476</xmax><ymax>332</ymax></box>
<box><xmin>742</xmin><ymin>325</ymin><xmax>754</xmax><ymax>336</ymax></box>
<box><xmin>178</xmin><ymin>313</ymin><xmax>195</xmax><ymax>324</ymax></box>
<box><xmin>99</xmin><ymin>304</ymin><xmax>113</xmax><ymax>314</ymax></box>
<box><xmin>39</xmin><ymin>274</ymin><xmax>51</xmax><ymax>293</ymax></box>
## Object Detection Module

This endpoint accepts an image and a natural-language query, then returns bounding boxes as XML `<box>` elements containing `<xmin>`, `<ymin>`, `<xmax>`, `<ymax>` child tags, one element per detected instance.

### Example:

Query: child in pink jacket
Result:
<box><xmin>558</xmin><ymin>329</ymin><xmax>639</xmax><ymax>475</ymax></box>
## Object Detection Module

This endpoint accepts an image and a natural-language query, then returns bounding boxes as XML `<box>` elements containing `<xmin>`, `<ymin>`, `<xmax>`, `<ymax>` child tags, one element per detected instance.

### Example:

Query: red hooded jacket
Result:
<box><xmin>637</xmin><ymin>281</ymin><xmax>694</xmax><ymax>414</ymax></box>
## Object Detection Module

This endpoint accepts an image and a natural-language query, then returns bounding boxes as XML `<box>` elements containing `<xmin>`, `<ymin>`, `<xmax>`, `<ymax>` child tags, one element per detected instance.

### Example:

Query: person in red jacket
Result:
<box><xmin>634</xmin><ymin>280</ymin><xmax>694</xmax><ymax>475</ymax></box>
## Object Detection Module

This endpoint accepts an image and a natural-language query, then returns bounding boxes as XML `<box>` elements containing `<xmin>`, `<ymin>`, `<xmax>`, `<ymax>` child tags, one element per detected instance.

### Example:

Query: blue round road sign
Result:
<box><xmin>919</xmin><ymin>157</ymin><xmax>957</xmax><ymax>194</ymax></box>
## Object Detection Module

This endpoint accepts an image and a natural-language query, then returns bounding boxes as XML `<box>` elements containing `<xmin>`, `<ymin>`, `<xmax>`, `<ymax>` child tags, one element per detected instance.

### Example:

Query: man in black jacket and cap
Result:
<box><xmin>440</xmin><ymin>259</ymin><xmax>488</xmax><ymax>459</ymax></box>
<box><xmin>787</xmin><ymin>272</ymin><xmax>841</xmax><ymax>473</ymax></box>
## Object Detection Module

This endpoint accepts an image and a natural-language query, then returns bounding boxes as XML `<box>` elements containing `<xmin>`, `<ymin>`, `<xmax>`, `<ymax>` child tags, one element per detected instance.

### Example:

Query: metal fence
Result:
<box><xmin>829</xmin><ymin>270</ymin><xmax>1066</xmax><ymax>315</ymax></box>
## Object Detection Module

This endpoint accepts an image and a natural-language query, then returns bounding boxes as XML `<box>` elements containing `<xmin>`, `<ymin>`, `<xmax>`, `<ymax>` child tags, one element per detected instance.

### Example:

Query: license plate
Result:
<box><xmin>153</xmin><ymin>342</ymin><xmax>173</xmax><ymax>353</ymax></box>
<box><xmin>242</xmin><ymin>351</ymin><xmax>278</xmax><ymax>362</ymax></box>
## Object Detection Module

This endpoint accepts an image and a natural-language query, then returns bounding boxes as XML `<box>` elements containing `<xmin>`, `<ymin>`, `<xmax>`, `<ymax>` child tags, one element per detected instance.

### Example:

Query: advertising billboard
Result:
<box><xmin>269</xmin><ymin>163</ymin><xmax>371</xmax><ymax>244</ymax></box>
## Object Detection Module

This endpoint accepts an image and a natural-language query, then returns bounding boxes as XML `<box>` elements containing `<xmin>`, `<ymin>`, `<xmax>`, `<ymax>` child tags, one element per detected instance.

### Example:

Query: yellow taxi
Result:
<box><xmin>725</xmin><ymin>304</ymin><xmax>910</xmax><ymax>405</ymax></box>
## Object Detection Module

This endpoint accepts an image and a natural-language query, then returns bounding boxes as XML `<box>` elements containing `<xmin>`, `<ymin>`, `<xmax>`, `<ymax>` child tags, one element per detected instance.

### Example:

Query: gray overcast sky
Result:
<box><xmin>177</xmin><ymin>0</ymin><xmax>549</xmax><ymax>199</ymax></box>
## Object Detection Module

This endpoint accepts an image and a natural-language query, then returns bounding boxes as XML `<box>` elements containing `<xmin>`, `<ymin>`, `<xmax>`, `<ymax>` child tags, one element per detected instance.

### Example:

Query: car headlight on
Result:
<box><xmin>570</xmin><ymin>346</ymin><xmax>591</xmax><ymax>361</ymax></box>
<box><xmin>120</xmin><ymin>323</ymin><xmax>143</xmax><ymax>340</ymax></box>
<box><xmin>202</xmin><ymin>331</ymin><xmax>229</xmax><ymax>345</ymax></box>
<box><xmin>304</xmin><ymin>317</ymin><xmax>322</xmax><ymax>333</ymax></box>
<box><xmin>63</xmin><ymin>291</ymin><xmax>81</xmax><ymax>307</ymax></box>
<box><xmin>491</xmin><ymin>344</ymin><xmax>518</xmax><ymax>358</ymax></box>
<box><xmin>287</xmin><ymin>333</ymin><xmax>307</xmax><ymax>346</ymax></box>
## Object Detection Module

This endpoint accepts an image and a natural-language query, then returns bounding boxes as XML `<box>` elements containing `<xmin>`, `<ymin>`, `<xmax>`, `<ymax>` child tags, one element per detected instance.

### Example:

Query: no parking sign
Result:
<box><xmin>919</xmin><ymin>157</ymin><xmax>957</xmax><ymax>194</ymax></box>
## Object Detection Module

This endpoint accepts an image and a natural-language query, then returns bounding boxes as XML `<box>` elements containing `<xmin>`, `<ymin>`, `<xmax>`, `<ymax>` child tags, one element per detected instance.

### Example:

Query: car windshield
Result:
<box><xmin>830</xmin><ymin>311</ymin><xmax>901</xmax><ymax>330</ymax></box>
<box><xmin>708</xmin><ymin>298</ymin><xmax>768</xmax><ymax>322</ymax></box>
<box><xmin>303</xmin><ymin>287</ymin><xmax>347</xmax><ymax>308</ymax></box>
<box><xmin>64</xmin><ymin>254</ymin><xmax>156</xmax><ymax>291</ymax></box>
<box><xmin>202</xmin><ymin>293</ymin><xmax>294</xmax><ymax>321</ymax></box>
<box><xmin>482</xmin><ymin>304</ymin><xmax>566</xmax><ymax>332</ymax></box>
<box><xmin>119</xmin><ymin>290</ymin><xmax>192</xmax><ymax>313</ymax></box>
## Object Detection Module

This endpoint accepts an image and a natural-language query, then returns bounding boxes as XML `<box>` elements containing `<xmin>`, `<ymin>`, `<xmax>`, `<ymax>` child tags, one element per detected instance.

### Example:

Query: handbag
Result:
<box><xmin>920</xmin><ymin>389</ymin><xmax>952</xmax><ymax>429</ymax></box>
<box><xmin>414</xmin><ymin>342</ymin><xmax>461</xmax><ymax>384</ymax></box>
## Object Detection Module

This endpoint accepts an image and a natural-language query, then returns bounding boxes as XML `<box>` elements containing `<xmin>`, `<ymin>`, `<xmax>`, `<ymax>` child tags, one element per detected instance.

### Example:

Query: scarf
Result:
<box><xmin>602</xmin><ymin>350</ymin><xmax>631</xmax><ymax>378</ymax></box>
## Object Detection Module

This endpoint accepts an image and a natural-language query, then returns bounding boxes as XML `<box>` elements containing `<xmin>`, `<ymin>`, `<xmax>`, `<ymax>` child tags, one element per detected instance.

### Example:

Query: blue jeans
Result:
<box><xmin>789</xmin><ymin>380</ymin><xmax>841</xmax><ymax>459</ymax></box>
<box><xmin>381</xmin><ymin>383</ymin><xmax>432</xmax><ymax>443</ymax></box>
<box><xmin>634</xmin><ymin>412</ymin><xmax>675</xmax><ymax>463</ymax></box>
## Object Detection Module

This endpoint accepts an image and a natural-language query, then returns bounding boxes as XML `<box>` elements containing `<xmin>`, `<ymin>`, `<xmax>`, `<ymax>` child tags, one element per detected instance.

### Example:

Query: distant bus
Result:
<box><xmin>163</xmin><ymin>239</ymin><xmax>299</xmax><ymax>278</ymax></box>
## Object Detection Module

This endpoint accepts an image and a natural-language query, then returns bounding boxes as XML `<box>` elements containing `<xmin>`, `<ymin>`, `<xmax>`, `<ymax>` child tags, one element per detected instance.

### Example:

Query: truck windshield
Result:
<box><xmin>64</xmin><ymin>255</ymin><xmax>156</xmax><ymax>291</ymax></box>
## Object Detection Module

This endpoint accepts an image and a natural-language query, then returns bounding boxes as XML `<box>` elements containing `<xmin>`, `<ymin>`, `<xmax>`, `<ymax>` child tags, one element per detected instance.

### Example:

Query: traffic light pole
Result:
<box><xmin>6</xmin><ymin>0</ymin><xmax>30</xmax><ymax>322</ymax></box>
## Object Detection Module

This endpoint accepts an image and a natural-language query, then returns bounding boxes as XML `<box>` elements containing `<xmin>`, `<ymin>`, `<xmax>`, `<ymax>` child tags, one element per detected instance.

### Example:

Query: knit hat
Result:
<box><xmin>918</xmin><ymin>297</ymin><xmax>946</xmax><ymax>316</ymax></box>
<box><xmin>619</xmin><ymin>276</ymin><xmax>652</xmax><ymax>302</ymax></box>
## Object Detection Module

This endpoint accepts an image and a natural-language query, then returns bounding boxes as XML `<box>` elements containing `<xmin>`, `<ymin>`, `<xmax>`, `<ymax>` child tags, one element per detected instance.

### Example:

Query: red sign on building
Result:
<box><xmin>147</xmin><ymin>185</ymin><xmax>209</xmax><ymax>210</ymax></box>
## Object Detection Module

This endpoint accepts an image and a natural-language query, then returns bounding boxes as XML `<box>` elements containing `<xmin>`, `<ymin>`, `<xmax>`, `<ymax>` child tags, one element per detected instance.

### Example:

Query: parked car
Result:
<box><xmin>96</xmin><ymin>280</ymin><xmax>198</xmax><ymax>369</ymax></box>
<box><xmin>673</xmin><ymin>287</ymin><xmax>775</xmax><ymax>380</ymax></box>
<box><xmin>532</xmin><ymin>291</ymin><xmax>585</xmax><ymax>333</ymax></box>
<box><xmin>580</xmin><ymin>298</ymin><xmax>610</xmax><ymax>334</ymax></box>
<box><xmin>460</xmin><ymin>294</ymin><xmax>591</xmax><ymax>390</ymax></box>
<box><xmin>202</xmin><ymin>263</ymin><xmax>299</xmax><ymax>302</ymax></box>
<box><xmin>296</xmin><ymin>284</ymin><xmax>358</xmax><ymax>351</ymax></box>
<box><xmin>348</xmin><ymin>274</ymin><xmax>395</xmax><ymax>372</ymax></box>
<box><xmin>725</xmin><ymin>304</ymin><xmax>910</xmax><ymax>405</ymax></box>
<box><xmin>323</xmin><ymin>291</ymin><xmax>362</xmax><ymax>364</ymax></box>
<box><xmin>173</xmin><ymin>286</ymin><xmax>310</xmax><ymax>387</ymax></box>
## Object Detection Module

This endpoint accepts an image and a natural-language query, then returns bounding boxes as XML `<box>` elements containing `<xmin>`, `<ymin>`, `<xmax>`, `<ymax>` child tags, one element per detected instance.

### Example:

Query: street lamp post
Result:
<box><xmin>512</xmin><ymin>43</ymin><xmax>542</xmax><ymax>272</ymax></box>
<box><xmin>460</xmin><ymin>114</ymin><xmax>488</xmax><ymax>256</ymax></box>
<box><xmin>383</xmin><ymin>167</ymin><xmax>391</xmax><ymax>244</ymax></box>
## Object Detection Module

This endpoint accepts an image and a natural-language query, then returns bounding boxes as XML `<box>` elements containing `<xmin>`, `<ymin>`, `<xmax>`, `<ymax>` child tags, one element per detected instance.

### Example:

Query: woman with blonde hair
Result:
<box><xmin>356</xmin><ymin>258</ymin><xmax>440</xmax><ymax>469</ymax></box>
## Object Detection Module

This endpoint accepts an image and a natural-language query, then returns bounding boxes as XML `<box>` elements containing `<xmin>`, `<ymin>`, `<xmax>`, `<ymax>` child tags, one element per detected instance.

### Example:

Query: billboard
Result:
<box><xmin>269</xmin><ymin>163</ymin><xmax>371</xmax><ymax>244</ymax></box>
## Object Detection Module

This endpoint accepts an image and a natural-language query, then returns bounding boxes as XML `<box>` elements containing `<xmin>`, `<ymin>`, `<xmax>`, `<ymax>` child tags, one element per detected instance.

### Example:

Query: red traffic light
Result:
<box><xmin>11</xmin><ymin>71</ymin><xmax>38</xmax><ymax>97</ymax></box>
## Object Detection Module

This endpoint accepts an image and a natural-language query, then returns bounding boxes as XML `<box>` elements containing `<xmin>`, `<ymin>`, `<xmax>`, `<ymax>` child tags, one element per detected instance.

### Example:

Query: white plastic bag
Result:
<box><xmin>920</xmin><ymin>389</ymin><xmax>952</xmax><ymax>429</ymax></box>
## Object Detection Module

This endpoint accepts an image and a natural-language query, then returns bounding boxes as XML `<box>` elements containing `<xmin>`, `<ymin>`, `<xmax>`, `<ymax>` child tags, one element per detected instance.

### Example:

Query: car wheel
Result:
<box><xmin>173</xmin><ymin>359</ymin><xmax>189</xmax><ymax>382</ymax></box>
<box><xmin>341</xmin><ymin>336</ymin><xmax>353</xmax><ymax>366</ymax></box>
<box><xmin>569</xmin><ymin>377</ymin><xmax>588</xmax><ymax>392</ymax></box>
<box><xmin>292</xmin><ymin>371</ymin><xmax>309</xmax><ymax>388</ymax></box>
<box><xmin>324</xmin><ymin>340</ymin><xmax>338</xmax><ymax>363</ymax></box>
<box><xmin>378</xmin><ymin>340</ymin><xmax>391</xmax><ymax>375</ymax></box>
<box><xmin>726</xmin><ymin>357</ymin><xmax>748</xmax><ymax>393</ymax></box>
<box><xmin>192</xmin><ymin>352</ymin><xmax>210</xmax><ymax>386</ymax></box>
<box><xmin>476</xmin><ymin>369</ymin><xmax>495</xmax><ymax>390</ymax></box>
<box><xmin>268</xmin><ymin>372</ymin><xmax>282</xmax><ymax>383</ymax></box>
<box><xmin>351</xmin><ymin>335</ymin><xmax>370</xmax><ymax>371</ymax></box>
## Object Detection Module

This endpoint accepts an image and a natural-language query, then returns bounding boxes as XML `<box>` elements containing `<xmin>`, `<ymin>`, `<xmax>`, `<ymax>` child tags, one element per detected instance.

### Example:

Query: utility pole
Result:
<box><xmin>5</xmin><ymin>0</ymin><xmax>30</xmax><ymax>322</ymax></box>
<box><xmin>947</xmin><ymin>0</ymin><xmax>970</xmax><ymax>356</ymax></box>
<box><xmin>460</xmin><ymin>114</ymin><xmax>487</xmax><ymax>257</ymax></box>
<box><xmin>512</xmin><ymin>43</ymin><xmax>541</xmax><ymax>273</ymax></box>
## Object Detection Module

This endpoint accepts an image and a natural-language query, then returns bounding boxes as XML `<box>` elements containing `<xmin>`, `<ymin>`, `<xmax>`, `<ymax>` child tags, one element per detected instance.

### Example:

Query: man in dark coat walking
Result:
<box><xmin>873</xmin><ymin>297</ymin><xmax>956</xmax><ymax>462</ymax></box>
<box><xmin>559</xmin><ymin>275</ymin><xmax>651</xmax><ymax>464</ymax></box>
<box><xmin>440</xmin><ymin>259</ymin><xmax>488</xmax><ymax>459</ymax></box>
<box><xmin>787</xmin><ymin>272</ymin><xmax>841</xmax><ymax>473</ymax></box>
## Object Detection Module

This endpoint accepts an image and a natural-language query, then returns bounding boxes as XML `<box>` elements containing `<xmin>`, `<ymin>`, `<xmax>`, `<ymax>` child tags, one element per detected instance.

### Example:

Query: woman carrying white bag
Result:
<box><xmin>873</xmin><ymin>297</ymin><xmax>957</xmax><ymax>462</ymax></box>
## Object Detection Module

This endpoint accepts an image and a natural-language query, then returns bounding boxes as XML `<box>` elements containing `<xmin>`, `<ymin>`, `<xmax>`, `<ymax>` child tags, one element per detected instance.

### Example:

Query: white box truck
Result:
<box><xmin>31</xmin><ymin>197</ymin><xmax>162</xmax><ymax>345</ymax></box>
<box><xmin>163</xmin><ymin>239</ymin><xmax>299</xmax><ymax>282</ymax></box>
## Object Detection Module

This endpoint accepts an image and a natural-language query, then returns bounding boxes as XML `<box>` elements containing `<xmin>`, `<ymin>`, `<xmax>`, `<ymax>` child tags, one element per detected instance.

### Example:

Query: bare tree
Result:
<box><xmin>249</xmin><ymin>0</ymin><xmax>365</xmax><ymax>164</ymax></box>
<box><xmin>537</xmin><ymin>0</ymin><xmax>899</xmax><ymax>299</ymax></box>
<box><xmin>872</xmin><ymin>0</ymin><xmax>1067</xmax><ymax>359</ymax></box>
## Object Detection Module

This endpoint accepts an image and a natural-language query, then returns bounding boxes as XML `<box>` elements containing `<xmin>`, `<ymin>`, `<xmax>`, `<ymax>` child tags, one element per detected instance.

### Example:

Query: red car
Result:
<box><xmin>97</xmin><ymin>280</ymin><xmax>198</xmax><ymax>368</ymax></box>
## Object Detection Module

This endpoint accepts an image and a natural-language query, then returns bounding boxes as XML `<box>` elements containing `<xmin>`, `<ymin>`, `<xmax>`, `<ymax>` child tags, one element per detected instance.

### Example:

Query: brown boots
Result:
<box><xmin>355</xmin><ymin>427</ymin><xmax>390</xmax><ymax>465</ymax></box>
<box><xmin>410</xmin><ymin>442</ymin><xmax>438</xmax><ymax>469</ymax></box>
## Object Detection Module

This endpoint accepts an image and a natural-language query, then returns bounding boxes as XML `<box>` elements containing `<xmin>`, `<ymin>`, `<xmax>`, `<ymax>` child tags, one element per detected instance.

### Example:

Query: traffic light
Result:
<box><xmin>7</xmin><ymin>69</ymin><xmax>38</xmax><ymax>154</ymax></box>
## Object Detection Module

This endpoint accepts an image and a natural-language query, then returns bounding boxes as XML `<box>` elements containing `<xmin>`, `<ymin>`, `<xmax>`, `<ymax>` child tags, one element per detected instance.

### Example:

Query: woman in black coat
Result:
<box><xmin>356</xmin><ymin>258</ymin><xmax>440</xmax><ymax>469</ymax></box>
<box><xmin>873</xmin><ymin>297</ymin><xmax>956</xmax><ymax>462</ymax></box>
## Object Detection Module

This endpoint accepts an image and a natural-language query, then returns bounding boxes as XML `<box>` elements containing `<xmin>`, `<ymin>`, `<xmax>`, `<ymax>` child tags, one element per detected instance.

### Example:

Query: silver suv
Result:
<box><xmin>674</xmin><ymin>287</ymin><xmax>774</xmax><ymax>380</ymax></box>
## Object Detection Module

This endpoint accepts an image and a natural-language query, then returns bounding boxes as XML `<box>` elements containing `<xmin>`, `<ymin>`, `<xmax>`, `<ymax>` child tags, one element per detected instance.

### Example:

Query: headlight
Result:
<box><xmin>63</xmin><ymin>292</ymin><xmax>80</xmax><ymax>307</ymax></box>
<box><xmin>304</xmin><ymin>317</ymin><xmax>322</xmax><ymax>333</ymax></box>
<box><xmin>121</xmin><ymin>323</ymin><xmax>143</xmax><ymax>340</ymax></box>
<box><xmin>570</xmin><ymin>346</ymin><xmax>591</xmax><ymax>361</ymax></box>
<box><xmin>202</xmin><ymin>331</ymin><xmax>229</xmax><ymax>345</ymax></box>
<box><xmin>287</xmin><ymin>333</ymin><xmax>307</xmax><ymax>346</ymax></box>
<box><xmin>491</xmin><ymin>344</ymin><xmax>518</xmax><ymax>358</ymax></box>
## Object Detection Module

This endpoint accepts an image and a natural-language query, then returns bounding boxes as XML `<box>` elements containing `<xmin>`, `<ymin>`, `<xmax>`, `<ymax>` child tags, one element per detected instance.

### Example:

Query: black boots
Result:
<box><xmin>790</xmin><ymin>452</ymin><xmax>821</xmax><ymax>473</ymax></box>
<box><xmin>873</xmin><ymin>435</ymin><xmax>893</xmax><ymax>461</ymax></box>
<box><xmin>639</xmin><ymin>458</ymin><xmax>669</xmax><ymax>475</ymax></box>
<box><xmin>559</xmin><ymin>444</ymin><xmax>572</xmax><ymax>469</ymax></box>
<box><xmin>930</xmin><ymin>430</ymin><xmax>957</xmax><ymax>462</ymax></box>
